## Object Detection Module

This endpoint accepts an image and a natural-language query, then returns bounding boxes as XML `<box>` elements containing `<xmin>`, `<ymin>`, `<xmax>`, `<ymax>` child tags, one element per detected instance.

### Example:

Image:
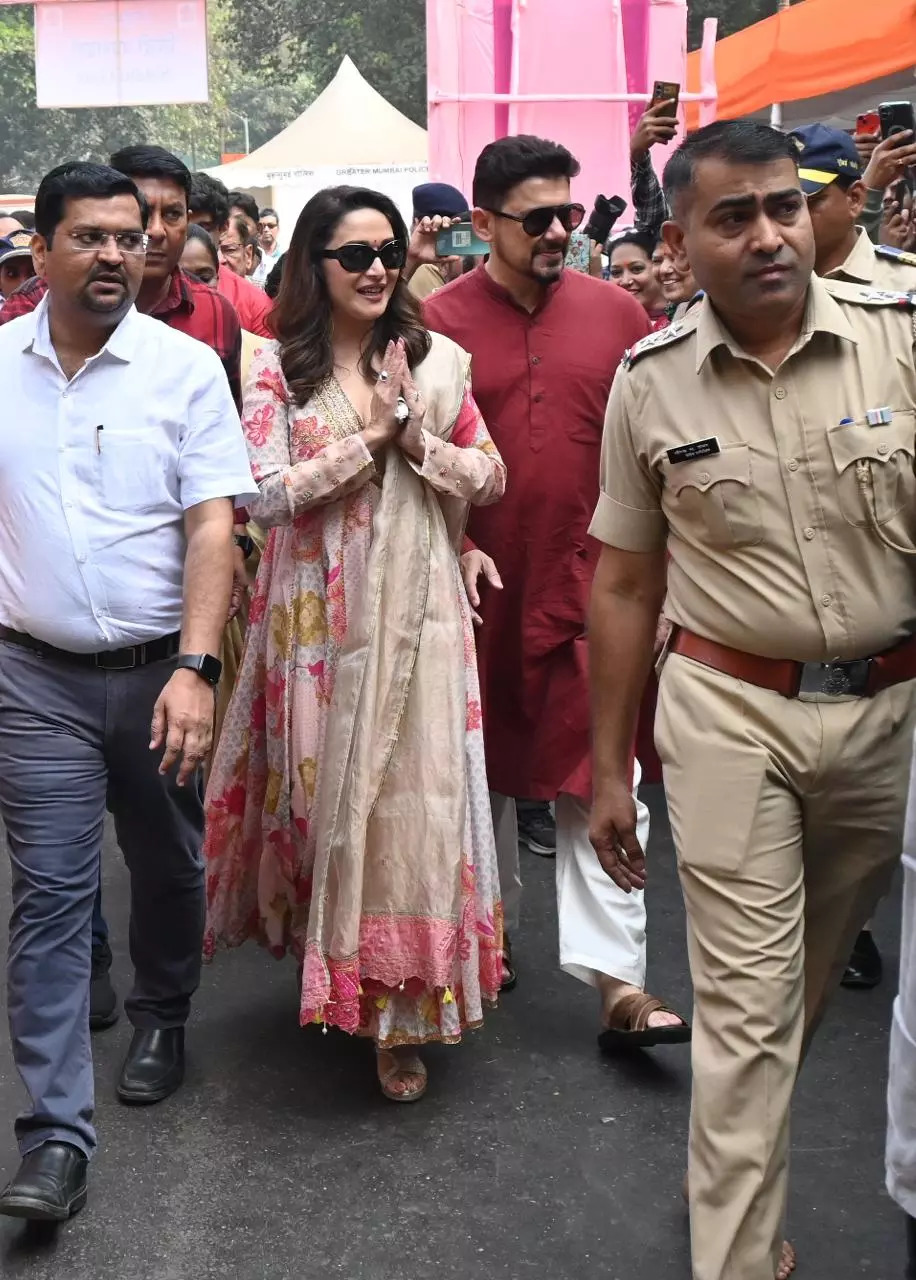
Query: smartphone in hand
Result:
<box><xmin>856</xmin><ymin>110</ymin><xmax>880</xmax><ymax>137</ymax></box>
<box><xmin>435</xmin><ymin>222</ymin><xmax>489</xmax><ymax>258</ymax></box>
<box><xmin>879</xmin><ymin>101</ymin><xmax>916</xmax><ymax>140</ymax></box>
<box><xmin>651</xmin><ymin>80</ymin><xmax>680</xmax><ymax>118</ymax></box>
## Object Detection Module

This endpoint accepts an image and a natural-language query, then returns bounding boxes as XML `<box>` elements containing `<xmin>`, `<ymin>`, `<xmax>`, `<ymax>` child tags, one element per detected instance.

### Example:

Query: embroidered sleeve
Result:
<box><xmin>242</xmin><ymin>346</ymin><xmax>375</xmax><ymax>527</ymax></box>
<box><xmin>417</xmin><ymin>383</ymin><xmax>506</xmax><ymax>507</ymax></box>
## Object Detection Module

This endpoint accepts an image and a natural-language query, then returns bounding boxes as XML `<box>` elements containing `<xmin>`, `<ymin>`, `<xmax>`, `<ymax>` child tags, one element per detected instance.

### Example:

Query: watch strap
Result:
<box><xmin>176</xmin><ymin>652</ymin><xmax>222</xmax><ymax>686</ymax></box>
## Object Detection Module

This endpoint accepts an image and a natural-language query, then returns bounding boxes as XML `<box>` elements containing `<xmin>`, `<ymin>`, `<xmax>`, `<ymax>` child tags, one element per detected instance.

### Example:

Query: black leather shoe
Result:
<box><xmin>89</xmin><ymin>942</ymin><xmax>118</xmax><ymax>1032</ymax></box>
<box><xmin>842</xmin><ymin>929</ymin><xmax>883</xmax><ymax>990</ymax></box>
<box><xmin>906</xmin><ymin>1213</ymin><xmax>916</xmax><ymax>1279</ymax></box>
<box><xmin>0</xmin><ymin>1142</ymin><xmax>87</xmax><ymax>1222</ymax></box>
<box><xmin>117</xmin><ymin>1028</ymin><xmax>185</xmax><ymax>1105</ymax></box>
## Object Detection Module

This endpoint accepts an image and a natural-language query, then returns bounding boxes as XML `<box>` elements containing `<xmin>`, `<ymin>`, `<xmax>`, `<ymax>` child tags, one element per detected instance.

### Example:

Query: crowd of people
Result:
<box><xmin>0</xmin><ymin>98</ymin><xmax>915</xmax><ymax>1280</ymax></box>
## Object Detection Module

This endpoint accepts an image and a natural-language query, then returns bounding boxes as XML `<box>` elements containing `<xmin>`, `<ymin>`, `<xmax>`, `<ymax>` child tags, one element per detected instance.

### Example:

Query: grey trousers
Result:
<box><xmin>0</xmin><ymin>640</ymin><xmax>206</xmax><ymax>1158</ymax></box>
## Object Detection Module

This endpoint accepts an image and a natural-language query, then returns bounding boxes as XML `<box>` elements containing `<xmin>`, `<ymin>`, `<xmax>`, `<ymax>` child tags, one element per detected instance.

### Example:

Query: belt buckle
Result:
<box><xmin>798</xmin><ymin>658</ymin><xmax>871</xmax><ymax>698</ymax></box>
<box><xmin>96</xmin><ymin>647</ymin><xmax>138</xmax><ymax>672</ymax></box>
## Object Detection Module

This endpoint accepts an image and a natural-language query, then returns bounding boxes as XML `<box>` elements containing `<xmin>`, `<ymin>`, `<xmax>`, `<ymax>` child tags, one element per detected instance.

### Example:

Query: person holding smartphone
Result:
<box><xmin>793</xmin><ymin>124</ymin><xmax>916</xmax><ymax>291</ymax></box>
<box><xmin>853</xmin><ymin>120</ymin><xmax>916</xmax><ymax>246</ymax></box>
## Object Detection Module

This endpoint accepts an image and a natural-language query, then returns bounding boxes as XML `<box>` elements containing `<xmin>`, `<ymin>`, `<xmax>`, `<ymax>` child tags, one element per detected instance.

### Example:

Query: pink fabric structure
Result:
<box><xmin>426</xmin><ymin>0</ymin><xmax>498</xmax><ymax>202</ymax></box>
<box><xmin>426</xmin><ymin>0</ymin><xmax>710</xmax><ymax>219</ymax></box>
<box><xmin>508</xmin><ymin>0</ymin><xmax>630</xmax><ymax>214</ymax></box>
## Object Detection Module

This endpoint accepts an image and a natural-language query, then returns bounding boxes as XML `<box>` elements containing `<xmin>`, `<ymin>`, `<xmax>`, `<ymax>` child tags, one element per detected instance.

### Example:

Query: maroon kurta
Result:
<box><xmin>424</xmin><ymin>266</ymin><xmax>650</xmax><ymax>800</ymax></box>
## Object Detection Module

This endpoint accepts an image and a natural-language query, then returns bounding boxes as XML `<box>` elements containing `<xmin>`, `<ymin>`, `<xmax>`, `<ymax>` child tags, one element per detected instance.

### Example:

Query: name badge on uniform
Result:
<box><xmin>666</xmin><ymin>437</ymin><xmax>721</xmax><ymax>465</ymax></box>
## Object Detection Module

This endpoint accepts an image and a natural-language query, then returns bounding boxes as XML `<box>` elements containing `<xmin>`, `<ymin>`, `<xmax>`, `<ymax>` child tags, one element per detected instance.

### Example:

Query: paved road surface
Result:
<box><xmin>0</xmin><ymin>786</ymin><xmax>906</xmax><ymax>1279</ymax></box>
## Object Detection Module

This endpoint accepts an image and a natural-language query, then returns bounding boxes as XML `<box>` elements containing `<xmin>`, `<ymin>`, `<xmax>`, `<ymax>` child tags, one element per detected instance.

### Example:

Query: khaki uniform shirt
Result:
<box><xmin>589</xmin><ymin>276</ymin><xmax>916</xmax><ymax>662</ymax></box>
<box><xmin>408</xmin><ymin>262</ymin><xmax>447</xmax><ymax>301</ymax></box>
<box><xmin>827</xmin><ymin>227</ymin><xmax>916</xmax><ymax>292</ymax></box>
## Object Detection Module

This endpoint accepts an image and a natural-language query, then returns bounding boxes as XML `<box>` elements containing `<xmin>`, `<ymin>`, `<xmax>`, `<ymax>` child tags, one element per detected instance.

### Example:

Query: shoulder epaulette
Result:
<box><xmin>621</xmin><ymin>312</ymin><xmax>699</xmax><ymax>370</ymax></box>
<box><xmin>822</xmin><ymin>277</ymin><xmax>916</xmax><ymax>308</ymax></box>
<box><xmin>875</xmin><ymin>243</ymin><xmax>916</xmax><ymax>268</ymax></box>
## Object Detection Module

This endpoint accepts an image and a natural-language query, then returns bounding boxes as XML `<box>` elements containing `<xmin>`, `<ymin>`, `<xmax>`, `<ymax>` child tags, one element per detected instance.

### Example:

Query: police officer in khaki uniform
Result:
<box><xmin>587</xmin><ymin>119</ymin><xmax>916</xmax><ymax>1280</ymax></box>
<box><xmin>794</xmin><ymin>122</ymin><xmax>916</xmax><ymax>293</ymax></box>
<box><xmin>794</xmin><ymin>122</ymin><xmax>916</xmax><ymax>989</ymax></box>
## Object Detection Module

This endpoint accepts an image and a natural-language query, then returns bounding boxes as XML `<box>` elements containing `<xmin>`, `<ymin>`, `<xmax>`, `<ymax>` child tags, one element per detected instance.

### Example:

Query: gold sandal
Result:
<box><xmin>376</xmin><ymin>1049</ymin><xmax>428</xmax><ymax>1103</ymax></box>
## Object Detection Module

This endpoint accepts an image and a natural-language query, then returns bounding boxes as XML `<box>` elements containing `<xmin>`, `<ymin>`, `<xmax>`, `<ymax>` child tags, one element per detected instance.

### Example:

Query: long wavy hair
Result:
<box><xmin>270</xmin><ymin>186</ymin><xmax>432</xmax><ymax>406</ymax></box>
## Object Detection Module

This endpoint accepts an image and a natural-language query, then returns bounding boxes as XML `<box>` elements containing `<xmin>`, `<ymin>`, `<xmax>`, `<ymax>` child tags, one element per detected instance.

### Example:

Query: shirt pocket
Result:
<box><xmin>99</xmin><ymin>433</ymin><xmax>171</xmax><ymax>513</ymax></box>
<box><xmin>664</xmin><ymin>442</ymin><xmax>763</xmax><ymax>548</ymax></box>
<box><xmin>826</xmin><ymin>411</ymin><xmax>916</xmax><ymax>527</ymax></box>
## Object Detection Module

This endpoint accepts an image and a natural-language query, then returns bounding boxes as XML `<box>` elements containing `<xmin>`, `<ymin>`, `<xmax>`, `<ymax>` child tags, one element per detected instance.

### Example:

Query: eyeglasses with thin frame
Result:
<box><xmin>67</xmin><ymin>229</ymin><xmax>149</xmax><ymax>256</ymax></box>
<box><xmin>483</xmin><ymin>202</ymin><xmax>586</xmax><ymax>238</ymax></box>
<box><xmin>316</xmin><ymin>240</ymin><xmax>407</xmax><ymax>274</ymax></box>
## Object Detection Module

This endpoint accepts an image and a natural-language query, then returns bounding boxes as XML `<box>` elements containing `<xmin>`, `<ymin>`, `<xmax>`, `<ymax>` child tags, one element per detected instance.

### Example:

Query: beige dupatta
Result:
<box><xmin>301</xmin><ymin>333</ymin><xmax>473</xmax><ymax>1030</ymax></box>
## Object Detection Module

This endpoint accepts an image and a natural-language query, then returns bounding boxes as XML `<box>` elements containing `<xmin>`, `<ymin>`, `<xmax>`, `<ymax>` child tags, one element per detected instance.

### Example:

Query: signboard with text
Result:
<box><xmin>33</xmin><ymin>0</ymin><xmax>209</xmax><ymax>108</ymax></box>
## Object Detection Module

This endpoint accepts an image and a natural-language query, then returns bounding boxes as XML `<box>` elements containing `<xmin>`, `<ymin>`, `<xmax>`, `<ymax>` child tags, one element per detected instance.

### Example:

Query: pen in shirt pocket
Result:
<box><xmin>95</xmin><ymin>425</ymin><xmax>104</xmax><ymax>454</ymax></box>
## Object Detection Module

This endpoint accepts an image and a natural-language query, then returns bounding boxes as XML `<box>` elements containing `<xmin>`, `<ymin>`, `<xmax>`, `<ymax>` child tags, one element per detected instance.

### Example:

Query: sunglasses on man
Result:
<box><xmin>316</xmin><ymin>240</ymin><xmax>407</xmax><ymax>274</ymax></box>
<box><xmin>482</xmin><ymin>202</ymin><xmax>586</xmax><ymax>237</ymax></box>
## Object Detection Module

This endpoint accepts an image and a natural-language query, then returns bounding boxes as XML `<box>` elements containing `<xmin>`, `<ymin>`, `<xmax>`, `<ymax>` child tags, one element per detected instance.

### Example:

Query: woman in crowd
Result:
<box><xmin>180</xmin><ymin>222</ymin><xmax>220</xmax><ymax>286</ymax></box>
<box><xmin>180</xmin><ymin>222</ymin><xmax>262</xmax><ymax>754</ymax></box>
<box><xmin>204</xmin><ymin>185</ymin><xmax>506</xmax><ymax>1103</ymax></box>
<box><xmin>607</xmin><ymin>228</ymin><xmax>668</xmax><ymax>329</ymax></box>
<box><xmin>652</xmin><ymin>240</ymin><xmax>700</xmax><ymax>320</ymax></box>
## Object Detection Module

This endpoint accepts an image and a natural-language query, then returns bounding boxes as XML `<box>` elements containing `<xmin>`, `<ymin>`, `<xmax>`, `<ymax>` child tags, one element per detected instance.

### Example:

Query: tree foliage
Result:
<box><xmin>222</xmin><ymin>0</ymin><xmax>427</xmax><ymax>125</ymax></box>
<box><xmin>688</xmin><ymin>0</ymin><xmax>775</xmax><ymax>49</ymax></box>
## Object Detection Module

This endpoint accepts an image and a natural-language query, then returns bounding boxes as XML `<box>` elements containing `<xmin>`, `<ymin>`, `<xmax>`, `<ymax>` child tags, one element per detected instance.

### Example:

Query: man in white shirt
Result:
<box><xmin>0</xmin><ymin>161</ymin><xmax>256</xmax><ymax>1223</ymax></box>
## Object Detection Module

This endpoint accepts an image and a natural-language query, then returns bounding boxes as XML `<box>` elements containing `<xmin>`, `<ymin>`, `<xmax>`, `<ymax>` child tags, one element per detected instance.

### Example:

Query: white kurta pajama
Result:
<box><xmin>887</xmin><ymin>741</ymin><xmax>916</xmax><ymax>1213</ymax></box>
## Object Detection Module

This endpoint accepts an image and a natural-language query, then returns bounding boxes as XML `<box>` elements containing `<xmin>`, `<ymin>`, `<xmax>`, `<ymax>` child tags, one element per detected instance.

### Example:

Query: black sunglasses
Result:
<box><xmin>484</xmin><ymin>202</ymin><xmax>586</xmax><ymax>237</ymax></box>
<box><xmin>316</xmin><ymin>239</ymin><xmax>406</xmax><ymax>273</ymax></box>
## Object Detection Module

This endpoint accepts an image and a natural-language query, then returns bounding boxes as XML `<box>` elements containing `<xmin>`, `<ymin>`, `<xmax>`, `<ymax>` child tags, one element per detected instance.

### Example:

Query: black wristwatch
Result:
<box><xmin>176</xmin><ymin>653</ymin><xmax>223</xmax><ymax>686</ymax></box>
<box><xmin>234</xmin><ymin>533</ymin><xmax>255</xmax><ymax>560</ymax></box>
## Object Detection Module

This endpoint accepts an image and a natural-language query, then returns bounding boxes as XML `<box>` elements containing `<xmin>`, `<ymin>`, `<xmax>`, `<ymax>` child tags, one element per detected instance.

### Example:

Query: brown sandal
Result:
<box><xmin>598</xmin><ymin>989</ymin><xmax>691</xmax><ymax>1051</ymax></box>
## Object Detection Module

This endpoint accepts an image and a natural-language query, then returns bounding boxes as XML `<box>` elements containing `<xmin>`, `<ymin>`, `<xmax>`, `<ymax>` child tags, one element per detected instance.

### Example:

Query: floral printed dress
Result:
<box><xmin>204</xmin><ymin>340</ymin><xmax>506</xmax><ymax>1048</ymax></box>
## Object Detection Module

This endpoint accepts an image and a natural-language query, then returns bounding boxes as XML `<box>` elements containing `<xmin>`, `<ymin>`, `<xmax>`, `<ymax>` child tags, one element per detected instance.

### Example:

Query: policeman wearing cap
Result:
<box><xmin>589</xmin><ymin>119</ymin><xmax>916</xmax><ymax>1280</ymax></box>
<box><xmin>0</xmin><ymin>230</ymin><xmax>35</xmax><ymax>307</ymax></box>
<box><xmin>793</xmin><ymin>121</ymin><xmax>916</xmax><ymax>291</ymax></box>
<box><xmin>406</xmin><ymin>182</ymin><xmax>471</xmax><ymax>300</ymax></box>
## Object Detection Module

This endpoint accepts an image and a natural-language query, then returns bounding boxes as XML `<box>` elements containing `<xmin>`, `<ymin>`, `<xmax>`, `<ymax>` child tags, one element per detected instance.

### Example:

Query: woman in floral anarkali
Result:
<box><xmin>203</xmin><ymin>186</ymin><xmax>506</xmax><ymax>1102</ymax></box>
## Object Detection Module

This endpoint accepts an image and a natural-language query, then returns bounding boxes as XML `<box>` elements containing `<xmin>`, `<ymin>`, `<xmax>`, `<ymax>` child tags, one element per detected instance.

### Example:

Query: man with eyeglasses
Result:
<box><xmin>0</xmin><ymin>161</ymin><xmax>255</xmax><ymax>1223</ymax></box>
<box><xmin>424</xmin><ymin>134</ymin><xmax>690</xmax><ymax>1048</ymax></box>
<box><xmin>0</xmin><ymin>146</ymin><xmax>247</xmax><ymax>1042</ymax></box>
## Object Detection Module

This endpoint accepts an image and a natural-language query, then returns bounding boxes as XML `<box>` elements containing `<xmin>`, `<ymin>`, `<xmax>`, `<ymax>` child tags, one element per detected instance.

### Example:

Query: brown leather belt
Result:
<box><xmin>670</xmin><ymin>626</ymin><xmax>916</xmax><ymax>699</ymax></box>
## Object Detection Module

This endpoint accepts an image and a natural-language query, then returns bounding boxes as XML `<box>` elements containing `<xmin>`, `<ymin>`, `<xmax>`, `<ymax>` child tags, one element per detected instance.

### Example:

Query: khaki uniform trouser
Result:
<box><xmin>657</xmin><ymin>653</ymin><xmax>916</xmax><ymax>1280</ymax></box>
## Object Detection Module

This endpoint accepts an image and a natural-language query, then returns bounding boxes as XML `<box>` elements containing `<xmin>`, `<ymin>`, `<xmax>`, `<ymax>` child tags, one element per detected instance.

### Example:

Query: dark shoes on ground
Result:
<box><xmin>841</xmin><ymin>929</ymin><xmax>883</xmax><ymax>990</ymax></box>
<box><xmin>117</xmin><ymin>1028</ymin><xmax>185</xmax><ymax>1105</ymax></box>
<box><xmin>516</xmin><ymin>800</ymin><xmax>557</xmax><ymax>857</ymax></box>
<box><xmin>0</xmin><ymin>1142</ymin><xmax>87</xmax><ymax>1222</ymax></box>
<box><xmin>907</xmin><ymin>1213</ymin><xmax>916</xmax><ymax>1279</ymax></box>
<box><xmin>89</xmin><ymin>941</ymin><xmax>118</xmax><ymax>1032</ymax></box>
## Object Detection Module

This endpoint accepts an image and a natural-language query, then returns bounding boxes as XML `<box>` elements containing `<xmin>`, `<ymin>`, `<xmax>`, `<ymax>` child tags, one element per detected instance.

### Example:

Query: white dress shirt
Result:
<box><xmin>0</xmin><ymin>296</ymin><xmax>257</xmax><ymax>652</ymax></box>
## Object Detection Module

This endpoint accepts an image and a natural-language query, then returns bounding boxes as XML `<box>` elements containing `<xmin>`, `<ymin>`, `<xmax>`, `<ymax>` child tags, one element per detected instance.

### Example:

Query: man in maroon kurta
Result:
<box><xmin>424</xmin><ymin>135</ymin><xmax>689</xmax><ymax>1046</ymax></box>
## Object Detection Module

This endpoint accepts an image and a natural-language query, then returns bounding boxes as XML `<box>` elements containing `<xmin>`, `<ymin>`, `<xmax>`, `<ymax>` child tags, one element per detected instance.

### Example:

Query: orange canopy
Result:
<box><xmin>687</xmin><ymin>0</ymin><xmax>916</xmax><ymax>122</ymax></box>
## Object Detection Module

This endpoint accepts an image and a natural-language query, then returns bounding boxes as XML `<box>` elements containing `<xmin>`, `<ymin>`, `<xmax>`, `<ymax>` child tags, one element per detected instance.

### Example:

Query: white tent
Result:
<box><xmin>207</xmin><ymin>56</ymin><xmax>429</xmax><ymax>231</ymax></box>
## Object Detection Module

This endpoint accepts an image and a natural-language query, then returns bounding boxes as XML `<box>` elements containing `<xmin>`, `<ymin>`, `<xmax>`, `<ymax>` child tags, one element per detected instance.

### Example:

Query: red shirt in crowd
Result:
<box><xmin>217</xmin><ymin>265</ymin><xmax>273</xmax><ymax>339</ymax></box>
<box><xmin>423</xmin><ymin>264</ymin><xmax>651</xmax><ymax>801</ymax></box>
<box><xmin>0</xmin><ymin>269</ymin><xmax>243</xmax><ymax>407</ymax></box>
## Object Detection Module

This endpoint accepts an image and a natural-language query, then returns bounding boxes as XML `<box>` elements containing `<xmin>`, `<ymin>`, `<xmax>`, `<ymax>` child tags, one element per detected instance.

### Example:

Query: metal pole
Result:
<box><xmin>225</xmin><ymin>107</ymin><xmax>251</xmax><ymax>155</ymax></box>
<box><xmin>770</xmin><ymin>0</ymin><xmax>791</xmax><ymax>129</ymax></box>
